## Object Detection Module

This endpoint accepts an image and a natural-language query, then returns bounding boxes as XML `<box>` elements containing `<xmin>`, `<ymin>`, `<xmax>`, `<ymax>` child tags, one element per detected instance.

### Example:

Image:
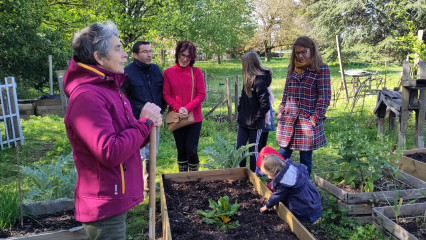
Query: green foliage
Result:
<box><xmin>0</xmin><ymin>187</ymin><xmax>19</xmax><ymax>230</ymax></box>
<box><xmin>21</xmin><ymin>152</ymin><xmax>76</xmax><ymax>201</ymax></box>
<box><xmin>348</xmin><ymin>224</ymin><xmax>385</xmax><ymax>240</ymax></box>
<box><xmin>0</xmin><ymin>0</ymin><xmax>72</xmax><ymax>92</ymax></box>
<box><xmin>308</xmin><ymin>0</ymin><xmax>426</xmax><ymax>62</ymax></box>
<box><xmin>201</xmin><ymin>133</ymin><xmax>255</xmax><ymax>169</ymax></box>
<box><xmin>197</xmin><ymin>196</ymin><xmax>240</xmax><ymax>231</ymax></box>
<box><xmin>390</xmin><ymin>0</ymin><xmax>426</xmax><ymax>62</ymax></box>
<box><xmin>312</xmin><ymin>192</ymin><xmax>384</xmax><ymax>240</ymax></box>
<box><xmin>329</xmin><ymin>129</ymin><xmax>398</xmax><ymax>192</ymax></box>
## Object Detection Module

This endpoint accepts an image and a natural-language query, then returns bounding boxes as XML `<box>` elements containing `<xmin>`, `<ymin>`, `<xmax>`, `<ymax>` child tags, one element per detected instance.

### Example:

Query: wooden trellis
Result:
<box><xmin>0</xmin><ymin>77</ymin><xmax>24</xmax><ymax>150</ymax></box>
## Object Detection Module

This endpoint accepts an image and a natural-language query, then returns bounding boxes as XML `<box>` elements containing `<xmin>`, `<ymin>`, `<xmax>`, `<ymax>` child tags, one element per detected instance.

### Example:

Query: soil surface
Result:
<box><xmin>406</xmin><ymin>152</ymin><xmax>426</xmax><ymax>163</ymax></box>
<box><xmin>162</xmin><ymin>178</ymin><xmax>298</xmax><ymax>240</ymax></box>
<box><xmin>0</xmin><ymin>210</ymin><xmax>80</xmax><ymax>238</ymax></box>
<box><xmin>397</xmin><ymin>217</ymin><xmax>426</xmax><ymax>239</ymax></box>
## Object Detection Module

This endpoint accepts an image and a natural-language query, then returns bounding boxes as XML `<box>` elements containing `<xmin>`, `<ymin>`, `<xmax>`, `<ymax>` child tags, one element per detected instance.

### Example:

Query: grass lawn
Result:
<box><xmin>0</xmin><ymin>56</ymin><xmax>420</xmax><ymax>239</ymax></box>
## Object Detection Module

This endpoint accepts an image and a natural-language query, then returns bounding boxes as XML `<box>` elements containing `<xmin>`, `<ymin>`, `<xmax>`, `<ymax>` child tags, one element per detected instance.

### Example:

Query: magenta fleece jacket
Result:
<box><xmin>63</xmin><ymin>57</ymin><xmax>153</xmax><ymax>222</ymax></box>
<box><xmin>163</xmin><ymin>64</ymin><xmax>205</xmax><ymax>122</ymax></box>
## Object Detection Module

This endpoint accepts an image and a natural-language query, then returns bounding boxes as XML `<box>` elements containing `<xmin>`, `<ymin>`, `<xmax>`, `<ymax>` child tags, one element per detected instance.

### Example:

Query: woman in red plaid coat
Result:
<box><xmin>276</xmin><ymin>36</ymin><xmax>331</xmax><ymax>176</ymax></box>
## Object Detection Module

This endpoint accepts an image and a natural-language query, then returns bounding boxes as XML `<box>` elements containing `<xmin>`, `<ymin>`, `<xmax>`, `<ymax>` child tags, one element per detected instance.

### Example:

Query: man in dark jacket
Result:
<box><xmin>123</xmin><ymin>41</ymin><xmax>165</xmax><ymax>191</ymax></box>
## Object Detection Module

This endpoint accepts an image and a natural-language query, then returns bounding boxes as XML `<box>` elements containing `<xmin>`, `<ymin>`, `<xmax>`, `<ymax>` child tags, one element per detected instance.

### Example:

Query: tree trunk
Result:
<box><xmin>217</xmin><ymin>53</ymin><xmax>222</xmax><ymax>64</ymax></box>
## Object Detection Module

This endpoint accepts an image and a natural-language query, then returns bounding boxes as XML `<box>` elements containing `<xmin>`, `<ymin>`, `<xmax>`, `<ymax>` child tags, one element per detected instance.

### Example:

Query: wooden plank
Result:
<box><xmin>395</xmin><ymin>170</ymin><xmax>426</xmax><ymax>188</ymax></box>
<box><xmin>8</xmin><ymin>226</ymin><xmax>88</xmax><ymax>240</ymax></box>
<box><xmin>337</xmin><ymin>201</ymin><xmax>372</xmax><ymax>215</ymax></box>
<box><xmin>162</xmin><ymin>168</ymin><xmax>247</xmax><ymax>182</ymax></box>
<box><xmin>314</xmin><ymin>173</ymin><xmax>348</xmax><ymax>202</ymax></box>
<box><xmin>399</xmin><ymin>152</ymin><xmax>426</xmax><ymax>181</ymax></box>
<box><xmin>351</xmin><ymin>215</ymin><xmax>372</xmax><ymax>225</ymax></box>
<box><xmin>315</xmin><ymin>171</ymin><xmax>426</xmax><ymax>204</ymax></box>
<box><xmin>160</xmin><ymin>177</ymin><xmax>172</xmax><ymax>240</ymax></box>
<box><xmin>373</xmin><ymin>203</ymin><xmax>425</xmax><ymax>240</ymax></box>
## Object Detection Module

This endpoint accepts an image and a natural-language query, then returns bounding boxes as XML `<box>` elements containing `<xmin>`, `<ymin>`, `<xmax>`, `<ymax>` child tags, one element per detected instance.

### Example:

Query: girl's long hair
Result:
<box><xmin>241</xmin><ymin>52</ymin><xmax>271</xmax><ymax>97</ymax></box>
<box><xmin>289</xmin><ymin>36</ymin><xmax>324</xmax><ymax>73</ymax></box>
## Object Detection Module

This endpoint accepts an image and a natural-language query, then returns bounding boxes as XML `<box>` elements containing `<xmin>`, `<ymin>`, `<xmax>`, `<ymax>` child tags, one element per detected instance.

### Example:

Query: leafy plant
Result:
<box><xmin>0</xmin><ymin>187</ymin><xmax>19</xmax><ymax>230</ymax></box>
<box><xmin>21</xmin><ymin>152</ymin><xmax>76</xmax><ymax>201</ymax></box>
<box><xmin>201</xmin><ymin>133</ymin><xmax>255</xmax><ymax>169</ymax></box>
<box><xmin>328</xmin><ymin>129</ymin><xmax>399</xmax><ymax>192</ymax></box>
<box><xmin>312</xmin><ymin>191</ymin><xmax>384</xmax><ymax>240</ymax></box>
<box><xmin>197</xmin><ymin>196</ymin><xmax>240</xmax><ymax>231</ymax></box>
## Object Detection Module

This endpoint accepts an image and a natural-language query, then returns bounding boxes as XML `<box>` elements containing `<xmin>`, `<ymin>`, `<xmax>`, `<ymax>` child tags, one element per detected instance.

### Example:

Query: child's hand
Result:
<box><xmin>260</xmin><ymin>206</ymin><xmax>268</xmax><ymax>213</ymax></box>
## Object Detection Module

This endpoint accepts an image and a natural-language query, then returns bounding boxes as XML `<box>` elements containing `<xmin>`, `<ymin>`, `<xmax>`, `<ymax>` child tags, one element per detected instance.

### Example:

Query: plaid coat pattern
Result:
<box><xmin>276</xmin><ymin>64</ymin><xmax>331</xmax><ymax>151</ymax></box>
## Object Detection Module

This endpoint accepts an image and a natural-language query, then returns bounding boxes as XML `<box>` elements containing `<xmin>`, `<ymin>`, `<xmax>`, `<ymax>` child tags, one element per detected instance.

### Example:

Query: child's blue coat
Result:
<box><xmin>266</xmin><ymin>159</ymin><xmax>322</xmax><ymax>223</ymax></box>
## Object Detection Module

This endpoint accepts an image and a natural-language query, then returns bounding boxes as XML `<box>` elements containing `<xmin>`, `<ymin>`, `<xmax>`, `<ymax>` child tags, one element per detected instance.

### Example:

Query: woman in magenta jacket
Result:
<box><xmin>163</xmin><ymin>41</ymin><xmax>206</xmax><ymax>172</ymax></box>
<box><xmin>64</xmin><ymin>22</ymin><xmax>162</xmax><ymax>239</ymax></box>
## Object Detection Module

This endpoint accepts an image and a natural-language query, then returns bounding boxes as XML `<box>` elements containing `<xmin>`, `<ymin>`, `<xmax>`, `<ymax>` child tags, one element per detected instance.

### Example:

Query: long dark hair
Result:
<box><xmin>289</xmin><ymin>36</ymin><xmax>324</xmax><ymax>73</ymax></box>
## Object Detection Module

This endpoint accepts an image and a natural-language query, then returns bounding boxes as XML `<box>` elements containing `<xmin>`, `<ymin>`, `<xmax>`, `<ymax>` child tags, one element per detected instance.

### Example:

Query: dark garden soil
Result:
<box><xmin>406</xmin><ymin>152</ymin><xmax>426</xmax><ymax>163</ymax></box>
<box><xmin>0</xmin><ymin>210</ymin><xmax>80</xmax><ymax>238</ymax></box>
<box><xmin>161</xmin><ymin>178</ymin><xmax>299</xmax><ymax>240</ymax></box>
<box><xmin>397</xmin><ymin>217</ymin><xmax>426</xmax><ymax>239</ymax></box>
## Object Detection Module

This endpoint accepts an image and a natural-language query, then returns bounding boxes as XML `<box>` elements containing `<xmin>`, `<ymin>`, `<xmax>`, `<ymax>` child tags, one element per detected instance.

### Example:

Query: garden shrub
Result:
<box><xmin>21</xmin><ymin>152</ymin><xmax>76</xmax><ymax>201</ymax></box>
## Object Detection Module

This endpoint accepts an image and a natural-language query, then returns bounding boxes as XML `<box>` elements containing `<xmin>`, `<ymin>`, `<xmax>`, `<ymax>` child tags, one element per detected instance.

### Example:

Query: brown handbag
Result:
<box><xmin>166</xmin><ymin>68</ymin><xmax>195</xmax><ymax>131</ymax></box>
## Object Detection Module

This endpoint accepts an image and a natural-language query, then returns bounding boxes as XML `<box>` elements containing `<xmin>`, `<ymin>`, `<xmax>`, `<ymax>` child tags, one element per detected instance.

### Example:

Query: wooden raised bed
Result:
<box><xmin>400</xmin><ymin>148</ymin><xmax>426</xmax><ymax>181</ymax></box>
<box><xmin>7</xmin><ymin>198</ymin><xmax>87</xmax><ymax>240</ymax></box>
<box><xmin>160</xmin><ymin>168</ymin><xmax>315</xmax><ymax>240</ymax></box>
<box><xmin>314</xmin><ymin>170</ymin><xmax>426</xmax><ymax>225</ymax></box>
<box><xmin>373</xmin><ymin>202</ymin><xmax>426</xmax><ymax>240</ymax></box>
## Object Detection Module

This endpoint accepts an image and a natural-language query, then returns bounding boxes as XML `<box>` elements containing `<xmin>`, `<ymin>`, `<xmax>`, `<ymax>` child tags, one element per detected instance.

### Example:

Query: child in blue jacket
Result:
<box><xmin>259</xmin><ymin>154</ymin><xmax>322</xmax><ymax>223</ymax></box>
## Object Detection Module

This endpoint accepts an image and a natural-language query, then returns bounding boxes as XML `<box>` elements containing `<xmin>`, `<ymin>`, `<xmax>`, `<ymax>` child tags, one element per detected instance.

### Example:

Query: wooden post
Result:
<box><xmin>234</xmin><ymin>75</ymin><xmax>239</xmax><ymax>115</ymax></box>
<box><xmin>389</xmin><ymin>111</ymin><xmax>396</xmax><ymax>131</ymax></box>
<box><xmin>399</xmin><ymin>61</ymin><xmax>410</xmax><ymax>149</ymax></box>
<box><xmin>336</xmin><ymin>35</ymin><xmax>349</xmax><ymax>101</ymax></box>
<box><xmin>415</xmin><ymin>61</ymin><xmax>426</xmax><ymax>148</ymax></box>
<box><xmin>226</xmin><ymin>77</ymin><xmax>232</xmax><ymax>124</ymax></box>
<box><xmin>384</xmin><ymin>61</ymin><xmax>387</xmax><ymax>88</ymax></box>
<box><xmin>49</xmin><ymin>55</ymin><xmax>53</xmax><ymax>95</ymax></box>
<box><xmin>56</xmin><ymin>70</ymin><xmax>68</xmax><ymax>115</ymax></box>
<box><xmin>204</xmin><ymin>70</ymin><xmax>208</xmax><ymax>102</ymax></box>
<box><xmin>414</xmin><ymin>30</ymin><xmax>424</xmax><ymax>65</ymax></box>
<box><xmin>148</xmin><ymin>127</ymin><xmax>157</xmax><ymax>240</ymax></box>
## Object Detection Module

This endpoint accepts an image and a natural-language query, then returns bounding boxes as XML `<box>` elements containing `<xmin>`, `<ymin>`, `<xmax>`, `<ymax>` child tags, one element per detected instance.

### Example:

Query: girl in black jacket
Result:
<box><xmin>237</xmin><ymin>52</ymin><xmax>271</xmax><ymax>172</ymax></box>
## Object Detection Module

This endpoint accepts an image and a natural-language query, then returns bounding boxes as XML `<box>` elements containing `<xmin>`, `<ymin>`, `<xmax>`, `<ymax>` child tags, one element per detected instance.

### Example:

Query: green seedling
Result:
<box><xmin>197</xmin><ymin>196</ymin><xmax>240</xmax><ymax>231</ymax></box>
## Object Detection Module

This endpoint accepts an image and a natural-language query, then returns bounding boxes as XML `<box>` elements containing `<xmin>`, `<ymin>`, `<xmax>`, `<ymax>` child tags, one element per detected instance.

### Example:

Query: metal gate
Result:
<box><xmin>0</xmin><ymin>77</ymin><xmax>24</xmax><ymax>150</ymax></box>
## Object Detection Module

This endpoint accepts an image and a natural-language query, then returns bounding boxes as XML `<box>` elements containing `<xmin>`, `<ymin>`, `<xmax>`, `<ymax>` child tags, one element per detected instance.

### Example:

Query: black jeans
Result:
<box><xmin>172</xmin><ymin>121</ymin><xmax>202</xmax><ymax>171</ymax></box>
<box><xmin>236</xmin><ymin>126</ymin><xmax>262</xmax><ymax>172</ymax></box>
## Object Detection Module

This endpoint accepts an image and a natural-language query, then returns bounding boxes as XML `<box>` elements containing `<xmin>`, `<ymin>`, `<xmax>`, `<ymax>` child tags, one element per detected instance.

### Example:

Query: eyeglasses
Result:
<box><xmin>179</xmin><ymin>53</ymin><xmax>191</xmax><ymax>60</ymax></box>
<box><xmin>139</xmin><ymin>50</ymin><xmax>152</xmax><ymax>54</ymax></box>
<box><xmin>295</xmin><ymin>49</ymin><xmax>309</xmax><ymax>56</ymax></box>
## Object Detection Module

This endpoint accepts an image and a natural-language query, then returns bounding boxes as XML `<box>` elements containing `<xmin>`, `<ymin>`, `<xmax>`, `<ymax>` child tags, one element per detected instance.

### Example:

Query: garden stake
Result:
<box><xmin>148</xmin><ymin>127</ymin><xmax>157</xmax><ymax>240</ymax></box>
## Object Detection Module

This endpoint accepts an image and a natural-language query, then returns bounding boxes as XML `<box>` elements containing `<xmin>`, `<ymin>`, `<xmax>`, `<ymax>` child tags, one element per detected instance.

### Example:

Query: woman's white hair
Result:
<box><xmin>72</xmin><ymin>21</ymin><xmax>119</xmax><ymax>65</ymax></box>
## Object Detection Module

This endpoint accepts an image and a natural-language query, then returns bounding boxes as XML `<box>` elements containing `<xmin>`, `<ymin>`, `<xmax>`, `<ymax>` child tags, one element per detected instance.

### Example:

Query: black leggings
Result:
<box><xmin>236</xmin><ymin>126</ymin><xmax>262</xmax><ymax>172</ymax></box>
<box><xmin>172</xmin><ymin>122</ymin><xmax>202</xmax><ymax>167</ymax></box>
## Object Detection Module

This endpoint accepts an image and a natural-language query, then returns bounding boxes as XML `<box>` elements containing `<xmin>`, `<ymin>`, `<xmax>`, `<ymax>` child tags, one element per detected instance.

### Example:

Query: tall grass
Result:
<box><xmin>0</xmin><ymin>187</ymin><xmax>19</xmax><ymax>229</ymax></box>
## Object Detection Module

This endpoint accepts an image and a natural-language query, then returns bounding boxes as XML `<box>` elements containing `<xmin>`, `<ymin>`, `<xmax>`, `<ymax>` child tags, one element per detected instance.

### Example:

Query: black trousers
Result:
<box><xmin>236</xmin><ymin>126</ymin><xmax>262</xmax><ymax>172</ymax></box>
<box><xmin>172</xmin><ymin>121</ymin><xmax>202</xmax><ymax>170</ymax></box>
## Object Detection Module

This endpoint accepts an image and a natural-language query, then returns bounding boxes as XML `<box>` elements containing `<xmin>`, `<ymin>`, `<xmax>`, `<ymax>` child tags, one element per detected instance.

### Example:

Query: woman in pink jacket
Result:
<box><xmin>163</xmin><ymin>41</ymin><xmax>206</xmax><ymax>172</ymax></box>
<box><xmin>64</xmin><ymin>21</ymin><xmax>162</xmax><ymax>239</ymax></box>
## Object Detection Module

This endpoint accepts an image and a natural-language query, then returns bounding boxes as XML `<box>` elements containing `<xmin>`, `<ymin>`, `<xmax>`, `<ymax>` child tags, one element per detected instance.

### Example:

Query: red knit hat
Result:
<box><xmin>256</xmin><ymin>146</ymin><xmax>285</xmax><ymax>168</ymax></box>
